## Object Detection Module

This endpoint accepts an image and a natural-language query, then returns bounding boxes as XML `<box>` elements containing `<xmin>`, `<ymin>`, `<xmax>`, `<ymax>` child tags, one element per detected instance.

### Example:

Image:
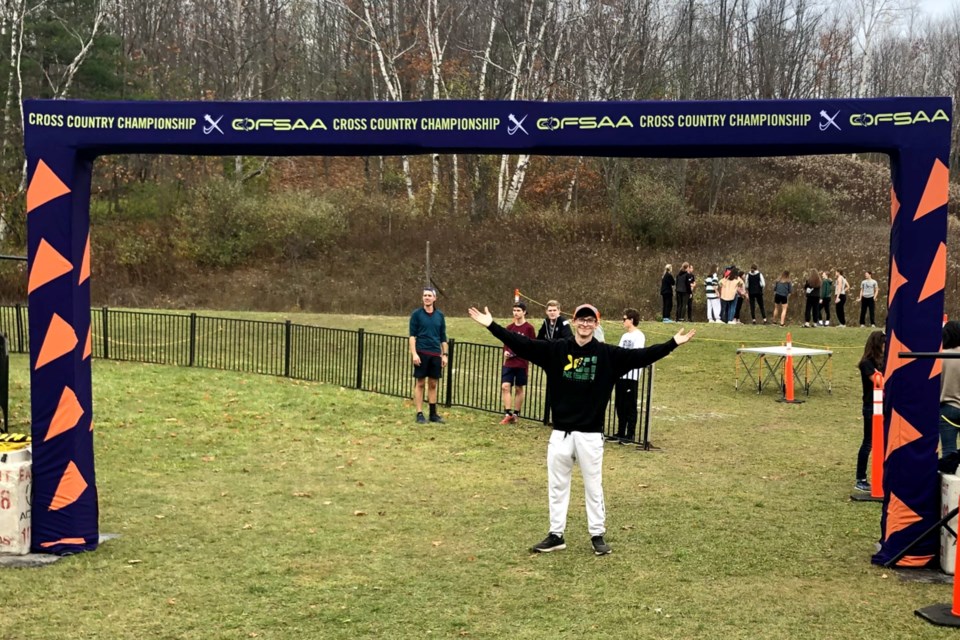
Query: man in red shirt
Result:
<box><xmin>500</xmin><ymin>302</ymin><xmax>536</xmax><ymax>424</ymax></box>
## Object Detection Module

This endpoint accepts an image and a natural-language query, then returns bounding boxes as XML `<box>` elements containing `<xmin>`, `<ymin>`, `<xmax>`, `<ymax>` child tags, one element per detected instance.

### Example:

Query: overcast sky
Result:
<box><xmin>919</xmin><ymin>0</ymin><xmax>958</xmax><ymax>17</ymax></box>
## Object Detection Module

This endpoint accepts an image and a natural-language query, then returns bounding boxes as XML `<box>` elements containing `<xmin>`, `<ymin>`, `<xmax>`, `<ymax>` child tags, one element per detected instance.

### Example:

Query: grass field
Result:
<box><xmin>2</xmin><ymin>316</ymin><xmax>955</xmax><ymax>639</ymax></box>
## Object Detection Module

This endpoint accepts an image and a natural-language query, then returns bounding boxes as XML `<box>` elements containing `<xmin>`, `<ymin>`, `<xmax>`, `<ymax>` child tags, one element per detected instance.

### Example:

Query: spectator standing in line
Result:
<box><xmin>858</xmin><ymin>270</ymin><xmax>880</xmax><ymax>328</ymax></box>
<box><xmin>733</xmin><ymin>269</ymin><xmax>748</xmax><ymax>324</ymax></box>
<box><xmin>409</xmin><ymin>287</ymin><xmax>448</xmax><ymax>424</ymax></box>
<box><xmin>819</xmin><ymin>271</ymin><xmax>834</xmax><ymax>326</ymax></box>
<box><xmin>803</xmin><ymin>270</ymin><xmax>822</xmax><ymax>328</ymax></box>
<box><xmin>685</xmin><ymin>264</ymin><xmax>697</xmax><ymax>322</ymax></box>
<box><xmin>746</xmin><ymin>264</ymin><xmax>767</xmax><ymax>324</ymax></box>
<box><xmin>660</xmin><ymin>264</ymin><xmax>675</xmax><ymax>323</ymax></box>
<box><xmin>854</xmin><ymin>330</ymin><xmax>885</xmax><ymax>492</ymax></box>
<box><xmin>500</xmin><ymin>302</ymin><xmax>537</xmax><ymax>424</ymax></box>
<box><xmin>705</xmin><ymin>266</ymin><xmax>721</xmax><ymax>323</ymax></box>
<box><xmin>675</xmin><ymin>262</ymin><xmax>691</xmax><ymax>322</ymax></box>
<box><xmin>834</xmin><ymin>269</ymin><xmax>850</xmax><ymax>327</ymax></box>
<box><xmin>719</xmin><ymin>269</ymin><xmax>740</xmax><ymax>324</ymax></box>
<box><xmin>939</xmin><ymin>322</ymin><xmax>960</xmax><ymax>457</ymax></box>
<box><xmin>538</xmin><ymin>300</ymin><xmax>573</xmax><ymax>426</ymax></box>
<box><xmin>612</xmin><ymin>308</ymin><xmax>646</xmax><ymax>444</ymax></box>
<box><xmin>468</xmin><ymin>302</ymin><xmax>696</xmax><ymax>555</ymax></box>
<box><xmin>773</xmin><ymin>271</ymin><xmax>792</xmax><ymax>327</ymax></box>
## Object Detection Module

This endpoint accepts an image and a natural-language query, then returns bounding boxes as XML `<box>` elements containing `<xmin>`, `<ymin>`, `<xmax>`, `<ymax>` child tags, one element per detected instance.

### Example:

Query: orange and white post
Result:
<box><xmin>870</xmin><ymin>371</ymin><xmax>884</xmax><ymax>500</ymax></box>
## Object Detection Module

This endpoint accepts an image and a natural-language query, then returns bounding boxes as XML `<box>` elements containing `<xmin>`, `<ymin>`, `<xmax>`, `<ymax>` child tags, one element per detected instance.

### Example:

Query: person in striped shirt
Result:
<box><xmin>704</xmin><ymin>266</ymin><xmax>721</xmax><ymax>323</ymax></box>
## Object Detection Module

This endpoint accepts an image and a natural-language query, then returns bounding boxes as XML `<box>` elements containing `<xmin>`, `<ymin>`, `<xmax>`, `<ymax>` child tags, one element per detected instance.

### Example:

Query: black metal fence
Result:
<box><xmin>0</xmin><ymin>305</ymin><xmax>656</xmax><ymax>446</ymax></box>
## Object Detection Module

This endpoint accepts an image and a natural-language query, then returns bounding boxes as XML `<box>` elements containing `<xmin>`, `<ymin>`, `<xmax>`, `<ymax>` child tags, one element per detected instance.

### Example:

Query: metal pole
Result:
<box><xmin>444</xmin><ymin>338</ymin><xmax>455</xmax><ymax>407</ymax></box>
<box><xmin>356</xmin><ymin>328</ymin><xmax>364</xmax><ymax>390</ymax></box>
<box><xmin>425</xmin><ymin>241</ymin><xmax>431</xmax><ymax>286</ymax></box>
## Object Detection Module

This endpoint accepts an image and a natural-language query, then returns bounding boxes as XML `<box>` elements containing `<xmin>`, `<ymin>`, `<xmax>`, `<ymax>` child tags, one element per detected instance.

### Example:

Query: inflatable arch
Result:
<box><xmin>22</xmin><ymin>97</ymin><xmax>951</xmax><ymax>564</ymax></box>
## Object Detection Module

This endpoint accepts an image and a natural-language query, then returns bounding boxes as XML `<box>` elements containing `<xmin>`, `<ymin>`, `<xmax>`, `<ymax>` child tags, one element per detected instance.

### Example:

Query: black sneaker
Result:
<box><xmin>854</xmin><ymin>480</ymin><xmax>871</xmax><ymax>492</ymax></box>
<box><xmin>530</xmin><ymin>533</ymin><xmax>566</xmax><ymax>553</ymax></box>
<box><xmin>415</xmin><ymin>412</ymin><xmax>427</xmax><ymax>424</ymax></box>
<box><xmin>429</xmin><ymin>414</ymin><xmax>445</xmax><ymax>424</ymax></box>
<box><xmin>591</xmin><ymin>535</ymin><xmax>612</xmax><ymax>555</ymax></box>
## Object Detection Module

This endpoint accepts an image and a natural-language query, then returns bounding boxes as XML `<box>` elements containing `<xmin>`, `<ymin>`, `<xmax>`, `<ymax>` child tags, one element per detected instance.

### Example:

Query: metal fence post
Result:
<box><xmin>444</xmin><ymin>338</ymin><xmax>455</xmax><ymax>407</ymax></box>
<box><xmin>189</xmin><ymin>313</ymin><xmax>197</xmax><ymax>367</ymax></box>
<box><xmin>101</xmin><ymin>306</ymin><xmax>110</xmax><ymax>359</ymax></box>
<box><xmin>284</xmin><ymin>320</ymin><xmax>292</xmax><ymax>377</ymax></box>
<box><xmin>14</xmin><ymin>303</ymin><xmax>23</xmax><ymax>353</ymax></box>
<box><xmin>356</xmin><ymin>328</ymin><xmax>365</xmax><ymax>389</ymax></box>
<box><xmin>641</xmin><ymin>364</ymin><xmax>654</xmax><ymax>450</ymax></box>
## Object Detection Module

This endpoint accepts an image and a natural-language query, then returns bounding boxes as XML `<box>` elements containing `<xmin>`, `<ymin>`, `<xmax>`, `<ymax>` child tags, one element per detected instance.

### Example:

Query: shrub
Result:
<box><xmin>263</xmin><ymin>190</ymin><xmax>347</xmax><ymax>260</ymax></box>
<box><xmin>773</xmin><ymin>181</ymin><xmax>836</xmax><ymax>224</ymax></box>
<box><xmin>616</xmin><ymin>174</ymin><xmax>689</xmax><ymax>247</ymax></box>
<box><xmin>175</xmin><ymin>179</ymin><xmax>262</xmax><ymax>268</ymax></box>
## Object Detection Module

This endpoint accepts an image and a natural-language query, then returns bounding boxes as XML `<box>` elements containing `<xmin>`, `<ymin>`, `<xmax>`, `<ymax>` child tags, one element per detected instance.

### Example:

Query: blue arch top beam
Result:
<box><xmin>25</xmin><ymin>98</ymin><xmax>951</xmax><ymax>158</ymax></box>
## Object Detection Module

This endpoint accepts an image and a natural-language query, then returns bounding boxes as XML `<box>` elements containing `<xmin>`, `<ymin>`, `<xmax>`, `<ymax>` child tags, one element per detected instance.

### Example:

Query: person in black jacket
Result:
<box><xmin>674</xmin><ymin>262</ymin><xmax>690</xmax><ymax>322</ymax></box>
<box><xmin>469</xmin><ymin>302</ymin><xmax>696</xmax><ymax>556</ymax></box>
<box><xmin>537</xmin><ymin>300</ymin><xmax>573</xmax><ymax>426</ymax></box>
<box><xmin>660</xmin><ymin>264</ymin><xmax>675</xmax><ymax>323</ymax></box>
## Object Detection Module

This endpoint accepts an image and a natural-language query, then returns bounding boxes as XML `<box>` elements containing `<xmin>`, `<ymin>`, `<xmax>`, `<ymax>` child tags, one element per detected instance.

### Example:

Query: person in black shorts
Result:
<box><xmin>409</xmin><ymin>287</ymin><xmax>448</xmax><ymax>424</ymax></box>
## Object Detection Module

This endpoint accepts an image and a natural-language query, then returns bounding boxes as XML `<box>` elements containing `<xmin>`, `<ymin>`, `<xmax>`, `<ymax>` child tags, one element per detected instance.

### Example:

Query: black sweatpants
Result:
<box><xmin>856</xmin><ymin>413</ymin><xmax>872</xmax><ymax>480</ymax></box>
<box><xmin>819</xmin><ymin>297</ymin><xmax>831</xmax><ymax>323</ymax></box>
<box><xmin>860</xmin><ymin>298</ymin><xmax>876</xmax><ymax>326</ymax></box>
<box><xmin>662</xmin><ymin>294</ymin><xmax>673</xmax><ymax>321</ymax></box>
<box><xmin>676</xmin><ymin>292</ymin><xmax>691</xmax><ymax>321</ymax></box>
<box><xmin>615</xmin><ymin>378</ymin><xmax>639</xmax><ymax>441</ymax></box>
<box><xmin>749</xmin><ymin>295</ymin><xmax>766</xmax><ymax>321</ymax></box>
<box><xmin>836</xmin><ymin>295</ymin><xmax>847</xmax><ymax>326</ymax></box>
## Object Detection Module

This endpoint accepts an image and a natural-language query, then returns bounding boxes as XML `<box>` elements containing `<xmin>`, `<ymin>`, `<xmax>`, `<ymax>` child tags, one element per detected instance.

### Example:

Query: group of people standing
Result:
<box><xmin>411</xmin><ymin>286</ymin><xmax>698</xmax><ymax>556</ymax></box>
<box><xmin>660</xmin><ymin>263</ymin><xmax>882</xmax><ymax>328</ymax></box>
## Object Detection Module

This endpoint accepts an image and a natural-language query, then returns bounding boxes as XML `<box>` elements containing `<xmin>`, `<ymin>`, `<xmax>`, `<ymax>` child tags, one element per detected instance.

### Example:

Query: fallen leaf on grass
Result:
<box><xmin>242</xmin><ymin>523</ymin><xmax>253</xmax><ymax>530</ymax></box>
<box><xmin>336</xmin><ymin>465</ymin><xmax>345</xmax><ymax>470</ymax></box>
<box><xmin>356</xmin><ymin>481</ymin><xmax>365</xmax><ymax>487</ymax></box>
<box><xmin>637</xmin><ymin>484</ymin><xmax>649</xmax><ymax>489</ymax></box>
<box><xmin>167</xmin><ymin>598</ymin><xmax>176</xmax><ymax>606</ymax></box>
<box><xmin>323</xmin><ymin>501</ymin><xmax>332</xmax><ymax>506</ymax></box>
<box><xmin>154</xmin><ymin>515</ymin><xmax>165</xmax><ymax>520</ymax></box>
<box><xmin>354</xmin><ymin>511</ymin><xmax>367</xmax><ymax>516</ymax></box>
<box><xmin>164</xmin><ymin>418</ymin><xmax>178</xmax><ymax>423</ymax></box>
<box><xmin>292</xmin><ymin>492</ymin><xmax>312</xmax><ymax>498</ymax></box>
<box><xmin>432</xmin><ymin>541</ymin><xmax>443</xmax><ymax>547</ymax></box>
<box><xmin>201</xmin><ymin>456</ymin><xmax>215</xmax><ymax>463</ymax></box>
<box><xmin>127</xmin><ymin>559</ymin><xmax>142</xmax><ymax>565</ymax></box>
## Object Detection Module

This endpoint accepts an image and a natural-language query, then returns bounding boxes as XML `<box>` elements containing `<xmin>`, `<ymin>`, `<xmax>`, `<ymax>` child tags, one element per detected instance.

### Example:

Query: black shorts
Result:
<box><xmin>501</xmin><ymin>366</ymin><xmax>528</xmax><ymax>387</ymax></box>
<box><xmin>414</xmin><ymin>354</ymin><xmax>443</xmax><ymax>379</ymax></box>
<box><xmin>774</xmin><ymin>294</ymin><xmax>788</xmax><ymax>304</ymax></box>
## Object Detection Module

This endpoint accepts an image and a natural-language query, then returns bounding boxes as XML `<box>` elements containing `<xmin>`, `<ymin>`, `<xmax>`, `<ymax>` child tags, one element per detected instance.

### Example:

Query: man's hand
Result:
<box><xmin>468</xmin><ymin>306</ymin><xmax>493</xmax><ymax>327</ymax></box>
<box><xmin>412</xmin><ymin>353</ymin><xmax>421</xmax><ymax>366</ymax></box>
<box><xmin>673</xmin><ymin>328</ymin><xmax>697</xmax><ymax>345</ymax></box>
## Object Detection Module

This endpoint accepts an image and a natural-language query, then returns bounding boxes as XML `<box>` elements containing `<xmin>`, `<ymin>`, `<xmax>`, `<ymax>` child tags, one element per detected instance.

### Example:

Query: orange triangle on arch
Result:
<box><xmin>28</xmin><ymin>239</ymin><xmax>73</xmax><ymax>294</ymax></box>
<box><xmin>886</xmin><ymin>407</ymin><xmax>923</xmax><ymax>458</ymax></box>
<box><xmin>44</xmin><ymin>386</ymin><xmax>84</xmax><ymax>442</ymax></box>
<box><xmin>931</xmin><ymin>354</ymin><xmax>943</xmax><ymax>380</ymax></box>
<box><xmin>884</xmin><ymin>330</ymin><xmax>910</xmax><ymax>381</ymax></box>
<box><xmin>79</xmin><ymin>233</ymin><xmax>90</xmax><ymax>285</ymax></box>
<box><xmin>887</xmin><ymin>258</ymin><xmax>908</xmax><ymax>306</ymax></box>
<box><xmin>914</xmin><ymin>159</ymin><xmax>949</xmax><ymax>221</ymax></box>
<box><xmin>919</xmin><ymin>243</ymin><xmax>947</xmax><ymax>303</ymax></box>
<box><xmin>26</xmin><ymin>160</ymin><xmax>71</xmax><ymax>213</ymax></box>
<box><xmin>890</xmin><ymin>186</ymin><xmax>900</xmax><ymax>224</ymax></box>
<box><xmin>35</xmin><ymin>313</ymin><xmax>78</xmax><ymax>370</ymax></box>
<box><xmin>885</xmin><ymin>492</ymin><xmax>923</xmax><ymax>540</ymax></box>
<box><xmin>48</xmin><ymin>461</ymin><xmax>88</xmax><ymax>511</ymax></box>
<box><xmin>83</xmin><ymin>325</ymin><xmax>91</xmax><ymax>360</ymax></box>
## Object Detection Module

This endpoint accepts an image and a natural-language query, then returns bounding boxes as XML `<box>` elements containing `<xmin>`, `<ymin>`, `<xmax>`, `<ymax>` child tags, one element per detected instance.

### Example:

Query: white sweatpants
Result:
<box><xmin>547</xmin><ymin>430</ymin><xmax>606</xmax><ymax>537</ymax></box>
<box><xmin>707</xmin><ymin>298</ymin><xmax>721</xmax><ymax>322</ymax></box>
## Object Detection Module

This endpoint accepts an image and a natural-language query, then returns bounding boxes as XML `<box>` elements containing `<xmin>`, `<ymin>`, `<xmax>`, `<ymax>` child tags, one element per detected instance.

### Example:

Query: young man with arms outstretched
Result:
<box><xmin>500</xmin><ymin>302</ymin><xmax>536</xmax><ymax>424</ymax></box>
<box><xmin>469</xmin><ymin>302</ymin><xmax>695</xmax><ymax>555</ymax></box>
<box><xmin>409</xmin><ymin>287</ymin><xmax>448</xmax><ymax>424</ymax></box>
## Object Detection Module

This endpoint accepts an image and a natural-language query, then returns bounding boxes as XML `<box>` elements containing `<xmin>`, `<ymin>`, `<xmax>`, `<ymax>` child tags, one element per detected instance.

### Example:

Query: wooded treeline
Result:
<box><xmin>0</xmin><ymin>0</ymin><xmax>958</xmax><ymax>246</ymax></box>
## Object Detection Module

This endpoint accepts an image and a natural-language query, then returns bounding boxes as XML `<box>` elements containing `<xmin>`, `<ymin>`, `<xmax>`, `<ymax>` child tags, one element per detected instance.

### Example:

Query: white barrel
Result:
<box><xmin>0</xmin><ymin>446</ymin><xmax>32</xmax><ymax>555</ymax></box>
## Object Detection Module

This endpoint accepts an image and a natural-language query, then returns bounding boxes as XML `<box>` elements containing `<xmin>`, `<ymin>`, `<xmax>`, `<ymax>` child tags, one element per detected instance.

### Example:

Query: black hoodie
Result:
<box><xmin>487</xmin><ymin>322</ymin><xmax>678</xmax><ymax>433</ymax></box>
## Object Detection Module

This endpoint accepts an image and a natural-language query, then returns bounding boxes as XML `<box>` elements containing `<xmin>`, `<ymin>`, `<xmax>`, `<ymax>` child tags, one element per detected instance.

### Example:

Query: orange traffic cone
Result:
<box><xmin>777</xmin><ymin>332</ymin><xmax>804</xmax><ymax>404</ymax></box>
<box><xmin>870</xmin><ymin>372</ymin><xmax>884</xmax><ymax>499</ymax></box>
